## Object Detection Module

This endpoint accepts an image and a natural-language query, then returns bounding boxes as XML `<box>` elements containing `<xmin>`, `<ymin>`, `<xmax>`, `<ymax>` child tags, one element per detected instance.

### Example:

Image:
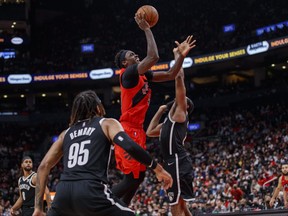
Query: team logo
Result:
<box><xmin>246</xmin><ymin>41</ymin><xmax>269</xmax><ymax>55</ymax></box>
<box><xmin>142</xmin><ymin>82</ymin><xmax>149</xmax><ymax>95</ymax></box>
<box><xmin>168</xmin><ymin>192</ymin><xmax>174</xmax><ymax>202</ymax></box>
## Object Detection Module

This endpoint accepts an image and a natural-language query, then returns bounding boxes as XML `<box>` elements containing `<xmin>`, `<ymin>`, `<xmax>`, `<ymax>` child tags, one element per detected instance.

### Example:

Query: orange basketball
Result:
<box><xmin>137</xmin><ymin>5</ymin><xmax>159</xmax><ymax>28</ymax></box>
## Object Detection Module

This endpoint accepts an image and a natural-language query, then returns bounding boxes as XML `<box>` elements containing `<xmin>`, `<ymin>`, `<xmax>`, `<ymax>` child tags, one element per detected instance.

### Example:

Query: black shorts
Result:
<box><xmin>47</xmin><ymin>180</ymin><xmax>135</xmax><ymax>216</ymax></box>
<box><xmin>22</xmin><ymin>206</ymin><xmax>34</xmax><ymax>216</ymax></box>
<box><xmin>163</xmin><ymin>154</ymin><xmax>194</xmax><ymax>205</ymax></box>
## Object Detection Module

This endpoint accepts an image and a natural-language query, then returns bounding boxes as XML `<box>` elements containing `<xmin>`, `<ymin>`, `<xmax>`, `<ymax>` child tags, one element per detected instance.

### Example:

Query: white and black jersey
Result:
<box><xmin>160</xmin><ymin>112</ymin><xmax>189</xmax><ymax>159</ymax></box>
<box><xmin>49</xmin><ymin>117</ymin><xmax>135</xmax><ymax>216</ymax></box>
<box><xmin>60</xmin><ymin>117</ymin><xmax>112</xmax><ymax>183</ymax></box>
<box><xmin>159</xmin><ymin>112</ymin><xmax>194</xmax><ymax>205</ymax></box>
<box><xmin>18</xmin><ymin>172</ymin><xmax>36</xmax><ymax>207</ymax></box>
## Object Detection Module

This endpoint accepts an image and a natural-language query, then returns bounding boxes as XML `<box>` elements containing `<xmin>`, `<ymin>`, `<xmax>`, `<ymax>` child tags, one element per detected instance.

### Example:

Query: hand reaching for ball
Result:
<box><xmin>173</xmin><ymin>35</ymin><xmax>196</xmax><ymax>58</ymax></box>
<box><xmin>134</xmin><ymin>12</ymin><xmax>150</xmax><ymax>31</ymax></box>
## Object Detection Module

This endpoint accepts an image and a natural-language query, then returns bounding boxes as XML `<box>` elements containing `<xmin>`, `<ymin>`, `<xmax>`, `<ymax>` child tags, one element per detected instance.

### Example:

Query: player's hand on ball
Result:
<box><xmin>134</xmin><ymin>13</ymin><xmax>150</xmax><ymax>30</ymax></box>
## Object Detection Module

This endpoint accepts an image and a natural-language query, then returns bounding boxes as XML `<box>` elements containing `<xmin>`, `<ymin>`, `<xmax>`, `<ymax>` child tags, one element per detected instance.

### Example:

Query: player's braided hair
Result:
<box><xmin>69</xmin><ymin>90</ymin><xmax>106</xmax><ymax>126</ymax></box>
<box><xmin>114</xmin><ymin>49</ymin><xmax>128</xmax><ymax>69</ymax></box>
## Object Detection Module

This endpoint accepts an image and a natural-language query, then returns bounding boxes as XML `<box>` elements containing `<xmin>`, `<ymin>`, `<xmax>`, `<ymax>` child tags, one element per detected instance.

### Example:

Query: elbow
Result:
<box><xmin>38</xmin><ymin>161</ymin><xmax>51</xmax><ymax>173</ymax></box>
<box><xmin>166</xmin><ymin>70</ymin><xmax>176</xmax><ymax>80</ymax></box>
<box><xmin>146</xmin><ymin>131</ymin><xmax>152</xmax><ymax>137</ymax></box>
<box><xmin>146</xmin><ymin>130</ymin><xmax>159</xmax><ymax>138</ymax></box>
<box><xmin>154</xmin><ymin>55</ymin><xmax>160</xmax><ymax>62</ymax></box>
<box><xmin>148</xmin><ymin>55</ymin><xmax>159</xmax><ymax>64</ymax></box>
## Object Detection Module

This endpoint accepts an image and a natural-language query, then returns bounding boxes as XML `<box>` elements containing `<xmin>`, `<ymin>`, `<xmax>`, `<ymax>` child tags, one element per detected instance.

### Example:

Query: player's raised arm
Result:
<box><xmin>151</xmin><ymin>35</ymin><xmax>196</xmax><ymax>82</ymax></box>
<box><xmin>134</xmin><ymin>12</ymin><xmax>159</xmax><ymax>75</ymax></box>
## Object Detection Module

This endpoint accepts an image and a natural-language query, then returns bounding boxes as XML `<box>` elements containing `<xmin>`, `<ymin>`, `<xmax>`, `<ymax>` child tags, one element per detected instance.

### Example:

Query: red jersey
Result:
<box><xmin>281</xmin><ymin>175</ymin><xmax>288</xmax><ymax>192</ymax></box>
<box><xmin>114</xmin><ymin>66</ymin><xmax>152</xmax><ymax>178</ymax></box>
<box><xmin>119</xmin><ymin>68</ymin><xmax>151</xmax><ymax>127</ymax></box>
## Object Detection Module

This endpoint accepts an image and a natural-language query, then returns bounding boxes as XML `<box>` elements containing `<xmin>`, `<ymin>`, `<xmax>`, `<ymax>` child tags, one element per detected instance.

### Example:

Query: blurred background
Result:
<box><xmin>0</xmin><ymin>0</ymin><xmax>288</xmax><ymax>215</ymax></box>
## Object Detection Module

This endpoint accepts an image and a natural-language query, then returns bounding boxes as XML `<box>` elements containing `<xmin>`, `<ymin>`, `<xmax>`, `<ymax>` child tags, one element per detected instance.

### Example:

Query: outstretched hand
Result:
<box><xmin>174</xmin><ymin>35</ymin><xmax>196</xmax><ymax>57</ymax></box>
<box><xmin>153</xmin><ymin>164</ymin><xmax>173</xmax><ymax>190</ymax></box>
<box><xmin>134</xmin><ymin>12</ymin><xmax>150</xmax><ymax>31</ymax></box>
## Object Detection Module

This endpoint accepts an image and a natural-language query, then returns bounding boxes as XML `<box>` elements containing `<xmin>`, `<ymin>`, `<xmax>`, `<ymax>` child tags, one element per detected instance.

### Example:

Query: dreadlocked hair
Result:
<box><xmin>114</xmin><ymin>49</ymin><xmax>127</xmax><ymax>69</ymax></box>
<box><xmin>69</xmin><ymin>90</ymin><xmax>106</xmax><ymax>126</ymax></box>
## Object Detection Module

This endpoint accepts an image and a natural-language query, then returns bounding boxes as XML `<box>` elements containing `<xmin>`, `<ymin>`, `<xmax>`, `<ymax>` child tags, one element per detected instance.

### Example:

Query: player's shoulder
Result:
<box><xmin>101</xmin><ymin>118</ymin><xmax>120</xmax><ymax>125</ymax></box>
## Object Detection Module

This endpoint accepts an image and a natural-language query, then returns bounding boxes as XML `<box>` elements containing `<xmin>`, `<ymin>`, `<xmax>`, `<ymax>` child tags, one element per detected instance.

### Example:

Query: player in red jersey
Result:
<box><xmin>270</xmin><ymin>161</ymin><xmax>288</xmax><ymax>208</ymax></box>
<box><xmin>112</xmin><ymin>12</ymin><xmax>196</xmax><ymax>205</ymax></box>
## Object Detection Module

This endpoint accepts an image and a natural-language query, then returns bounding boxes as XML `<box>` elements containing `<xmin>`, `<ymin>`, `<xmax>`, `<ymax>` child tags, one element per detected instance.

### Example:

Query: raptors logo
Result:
<box><xmin>142</xmin><ymin>82</ymin><xmax>149</xmax><ymax>95</ymax></box>
<box><xmin>283</xmin><ymin>183</ymin><xmax>288</xmax><ymax>191</ymax></box>
<box><xmin>168</xmin><ymin>192</ymin><xmax>174</xmax><ymax>202</ymax></box>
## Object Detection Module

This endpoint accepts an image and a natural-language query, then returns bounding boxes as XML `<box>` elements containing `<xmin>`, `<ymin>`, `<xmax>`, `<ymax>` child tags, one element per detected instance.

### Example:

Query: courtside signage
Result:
<box><xmin>246</xmin><ymin>41</ymin><xmax>269</xmax><ymax>55</ymax></box>
<box><xmin>2</xmin><ymin>35</ymin><xmax>288</xmax><ymax>85</ymax></box>
<box><xmin>0</xmin><ymin>76</ymin><xmax>6</xmax><ymax>83</ymax></box>
<box><xmin>169</xmin><ymin>57</ymin><xmax>193</xmax><ymax>68</ymax></box>
<box><xmin>33</xmin><ymin>72</ymin><xmax>88</xmax><ymax>82</ymax></box>
<box><xmin>89</xmin><ymin>68</ymin><xmax>113</xmax><ymax>80</ymax></box>
<box><xmin>270</xmin><ymin>36</ymin><xmax>288</xmax><ymax>49</ymax></box>
<box><xmin>8</xmin><ymin>74</ymin><xmax>32</xmax><ymax>84</ymax></box>
<box><xmin>193</xmin><ymin>48</ymin><xmax>246</xmax><ymax>65</ymax></box>
<box><xmin>11</xmin><ymin>37</ymin><xmax>24</xmax><ymax>45</ymax></box>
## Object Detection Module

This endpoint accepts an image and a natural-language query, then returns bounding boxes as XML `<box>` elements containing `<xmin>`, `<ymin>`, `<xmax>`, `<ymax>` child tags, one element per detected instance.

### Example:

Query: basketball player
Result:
<box><xmin>112</xmin><ymin>12</ymin><xmax>196</xmax><ymax>205</ymax></box>
<box><xmin>269</xmin><ymin>161</ymin><xmax>288</xmax><ymax>208</ymax></box>
<box><xmin>32</xmin><ymin>90</ymin><xmax>172</xmax><ymax>216</ymax></box>
<box><xmin>10</xmin><ymin>156</ymin><xmax>51</xmax><ymax>216</ymax></box>
<box><xmin>146</xmin><ymin>44</ymin><xmax>194</xmax><ymax>216</ymax></box>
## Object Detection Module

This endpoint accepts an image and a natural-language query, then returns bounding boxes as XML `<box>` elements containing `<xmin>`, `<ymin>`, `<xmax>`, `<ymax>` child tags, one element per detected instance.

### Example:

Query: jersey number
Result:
<box><xmin>68</xmin><ymin>140</ymin><xmax>91</xmax><ymax>168</ymax></box>
<box><xmin>22</xmin><ymin>191</ymin><xmax>26</xmax><ymax>200</ymax></box>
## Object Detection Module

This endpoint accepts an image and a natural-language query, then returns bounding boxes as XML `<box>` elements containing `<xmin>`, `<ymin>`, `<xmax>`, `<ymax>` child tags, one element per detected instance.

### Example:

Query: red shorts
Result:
<box><xmin>114</xmin><ymin>122</ymin><xmax>146</xmax><ymax>178</ymax></box>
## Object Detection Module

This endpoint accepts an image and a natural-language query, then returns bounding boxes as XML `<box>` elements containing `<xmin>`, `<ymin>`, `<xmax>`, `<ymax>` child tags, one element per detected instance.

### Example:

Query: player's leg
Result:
<box><xmin>179</xmin><ymin>156</ymin><xmax>194</xmax><ymax>216</ymax></box>
<box><xmin>171</xmin><ymin>202</ymin><xmax>184</xmax><ymax>216</ymax></box>
<box><xmin>180</xmin><ymin>198</ymin><xmax>192</xmax><ymax>216</ymax></box>
<box><xmin>112</xmin><ymin>171</ymin><xmax>145</xmax><ymax>205</ymax></box>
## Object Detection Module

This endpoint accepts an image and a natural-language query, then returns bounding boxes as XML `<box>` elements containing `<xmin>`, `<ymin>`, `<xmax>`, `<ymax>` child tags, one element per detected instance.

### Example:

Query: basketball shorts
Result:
<box><xmin>47</xmin><ymin>180</ymin><xmax>134</xmax><ymax>216</ymax></box>
<box><xmin>163</xmin><ymin>154</ymin><xmax>194</xmax><ymax>205</ymax></box>
<box><xmin>22</xmin><ymin>206</ymin><xmax>34</xmax><ymax>216</ymax></box>
<box><xmin>114</xmin><ymin>124</ymin><xmax>146</xmax><ymax>178</ymax></box>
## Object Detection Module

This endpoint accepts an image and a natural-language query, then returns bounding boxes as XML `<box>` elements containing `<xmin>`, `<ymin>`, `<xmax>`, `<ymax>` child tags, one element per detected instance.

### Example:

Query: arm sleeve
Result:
<box><xmin>113</xmin><ymin>131</ymin><xmax>157</xmax><ymax>169</ymax></box>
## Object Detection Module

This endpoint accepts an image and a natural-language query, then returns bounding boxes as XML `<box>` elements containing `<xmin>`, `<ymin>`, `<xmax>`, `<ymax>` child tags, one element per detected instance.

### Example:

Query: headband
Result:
<box><xmin>120</xmin><ymin>50</ymin><xmax>129</xmax><ymax>63</ymax></box>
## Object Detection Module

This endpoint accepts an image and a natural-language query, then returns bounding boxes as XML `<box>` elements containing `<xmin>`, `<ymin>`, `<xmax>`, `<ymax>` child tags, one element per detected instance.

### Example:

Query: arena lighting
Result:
<box><xmin>41</xmin><ymin>93</ymin><xmax>46</xmax><ymax>97</ymax></box>
<box><xmin>1</xmin><ymin>35</ymin><xmax>288</xmax><ymax>86</ymax></box>
<box><xmin>20</xmin><ymin>94</ymin><xmax>24</xmax><ymax>98</ymax></box>
<box><xmin>3</xmin><ymin>95</ymin><xmax>7</xmax><ymax>98</ymax></box>
<box><xmin>0</xmin><ymin>112</ymin><xmax>18</xmax><ymax>115</ymax></box>
<box><xmin>282</xmin><ymin>66</ymin><xmax>286</xmax><ymax>69</ymax></box>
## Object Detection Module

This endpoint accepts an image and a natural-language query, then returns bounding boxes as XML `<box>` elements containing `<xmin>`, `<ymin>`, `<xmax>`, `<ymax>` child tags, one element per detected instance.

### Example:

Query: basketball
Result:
<box><xmin>137</xmin><ymin>5</ymin><xmax>159</xmax><ymax>28</ymax></box>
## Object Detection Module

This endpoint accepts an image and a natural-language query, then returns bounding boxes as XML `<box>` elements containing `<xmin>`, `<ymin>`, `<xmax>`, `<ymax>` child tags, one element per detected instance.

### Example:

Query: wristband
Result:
<box><xmin>149</xmin><ymin>159</ymin><xmax>157</xmax><ymax>170</ymax></box>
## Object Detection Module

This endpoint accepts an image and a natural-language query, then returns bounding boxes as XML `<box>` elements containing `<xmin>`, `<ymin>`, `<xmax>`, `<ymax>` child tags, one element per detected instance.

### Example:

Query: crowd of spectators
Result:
<box><xmin>1</xmin><ymin>87</ymin><xmax>287</xmax><ymax>215</ymax></box>
<box><xmin>1</xmin><ymin>0</ymin><xmax>288</xmax><ymax>74</ymax></box>
<box><xmin>1</xmin><ymin>1</ymin><xmax>288</xmax><ymax>215</ymax></box>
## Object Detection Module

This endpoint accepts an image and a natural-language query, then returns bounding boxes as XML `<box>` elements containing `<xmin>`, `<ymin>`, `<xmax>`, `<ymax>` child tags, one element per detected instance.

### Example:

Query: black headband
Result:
<box><xmin>120</xmin><ymin>50</ymin><xmax>128</xmax><ymax>63</ymax></box>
